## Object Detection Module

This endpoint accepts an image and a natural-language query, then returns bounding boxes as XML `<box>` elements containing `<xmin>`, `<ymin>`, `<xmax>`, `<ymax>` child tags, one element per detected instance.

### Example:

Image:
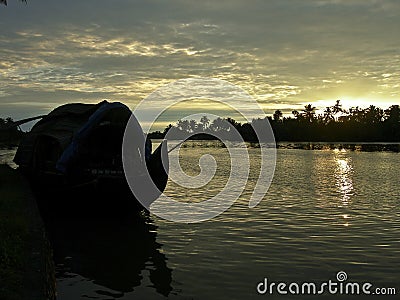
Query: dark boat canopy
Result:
<box><xmin>13</xmin><ymin>100</ymin><xmax>169</xmax><ymax>208</ymax></box>
<box><xmin>14</xmin><ymin>100</ymin><xmax>133</xmax><ymax>172</ymax></box>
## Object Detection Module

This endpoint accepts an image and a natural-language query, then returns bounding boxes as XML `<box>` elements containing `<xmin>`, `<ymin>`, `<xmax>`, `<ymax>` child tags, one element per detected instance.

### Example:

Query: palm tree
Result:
<box><xmin>177</xmin><ymin>119</ymin><xmax>190</xmax><ymax>132</ymax></box>
<box><xmin>200</xmin><ymin>115</ymin><xmax>210</xmax><ymax>131</ymax></box>
<box><xmin>273</xmin><ymin>110</ymin><xmax>283</xmax><ymax>122</ymax></box>
<box><xmin>384</xmin><ymin>105</ymin><xmax>400</xmax><ymax>140</ymax></box>
<box><xmin>189</xmin><ymin>119</ymin><xmax>197</xmax><ymax>132</ymax></box>
<box><xmin>384</xmin><ymin>105</ymin><xmax>400</xmax><ymax>123</ymax></box>
<box><xmin>302</xmin><ymin>104</ymin><xmax>316</xmax><ymax>122</ymax></box>
<box><xmin>331</xmin><ymin>100</ymin><xmax>346</xmax><ymax>121</ymax></box>
<box><xmin>332</xmin><ymin>100</ymin><xmax>343</xmax><ymax>115</ymax></box>
<box><xmin>323</xmin><ymin>107</ymin><xmax>334</xmax><ymax>124</ymax></box>
<box><xmin>163</xmin><ymin>124</ymin><xmax>173</xmax><ymax>135</ymax></box>
<box><xmin>363</xmin><ymin>105</ymin><xmax>384</xmax><ymax>124</ymax></box>
<box><xmin>210</xmin><ymin>117</ymin><xmax>224</xmax><ymax>132</ymax></box>
<box><xmin>292</xmin><ymin>110</ymin><xmax>300</xmax><ymax>119</ymax></box>
<box><xmin>348</xmin><ymin>106</ymin><xmax>362</xmax><ymax>123</ymax></box>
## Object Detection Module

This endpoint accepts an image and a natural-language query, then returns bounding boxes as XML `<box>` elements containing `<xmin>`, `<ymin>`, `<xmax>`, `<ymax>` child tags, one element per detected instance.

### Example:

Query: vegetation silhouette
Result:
<box><xmin>2</xmin><ymin>101</ymin><xmax>399</xmax><ymax>147</ymax></box>
<box><xmin>0</xmin><ymin>0</ymin><xmax>26</xmax><ymax>6</ymax></box>
<box><xmin>149</xmin><ymin>101</ymin><xmax>400</xmax><ymax>143</ymax></box>
<box><xmin>0</xmin><ymin>117</ymin><xmax>24</xmax><ymax>147</ymax></box>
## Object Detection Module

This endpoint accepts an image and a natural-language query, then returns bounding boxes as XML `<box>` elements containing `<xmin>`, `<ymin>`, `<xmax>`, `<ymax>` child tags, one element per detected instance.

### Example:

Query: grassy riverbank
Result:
<box><xmin>0</xmin><ymin>165</ymin><xmax>55</xmax><ymax>300</ymax></box>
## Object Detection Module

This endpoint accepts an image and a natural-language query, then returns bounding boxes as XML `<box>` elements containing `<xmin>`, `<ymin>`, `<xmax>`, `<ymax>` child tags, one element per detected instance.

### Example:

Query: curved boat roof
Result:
<box><xmin>14</xmin><ymin>100</ymin><xmax>132</xmax><ymax>169</ymax></box>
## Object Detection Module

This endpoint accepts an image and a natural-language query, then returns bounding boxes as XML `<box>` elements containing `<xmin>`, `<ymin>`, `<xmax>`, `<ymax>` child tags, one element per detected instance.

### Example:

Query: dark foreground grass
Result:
<box><xmin>0</xmin><ymin>165</ymin><xmax>55</xmax><ymax>300</ymax></box>
<box><xmin>0</xmin><ymin>165</ymin><xmax>30</xmax><ymax>300</ymax></box>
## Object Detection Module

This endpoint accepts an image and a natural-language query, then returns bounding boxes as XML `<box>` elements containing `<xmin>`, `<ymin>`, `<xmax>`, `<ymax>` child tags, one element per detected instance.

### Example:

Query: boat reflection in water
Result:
<box><xmin>44</xmin><ymin>210</ymin><xmax>173</xmax><ymax>299</ymax></box>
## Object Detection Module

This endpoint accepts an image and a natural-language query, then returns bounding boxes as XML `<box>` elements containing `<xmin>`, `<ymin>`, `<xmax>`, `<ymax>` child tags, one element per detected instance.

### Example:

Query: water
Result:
<box><xmin>149</xmin><ymin>147</ymin><xmax>399</xmax><ymax>299</ymax></box>
<box><xmin>4</xmin><ymin>144</ymin><xmax>400</xmax><ymax>299</ymax></box>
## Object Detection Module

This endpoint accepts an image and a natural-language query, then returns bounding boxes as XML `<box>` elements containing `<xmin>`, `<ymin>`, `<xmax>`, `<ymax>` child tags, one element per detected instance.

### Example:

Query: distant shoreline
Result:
<box><xmin>154</xmin><ymin>140</ymin><xmax>400</xmax><ymax>152</ymax></box>
<box><xmin>2</xmin><ymin>141</ymin><xmax>400</xmax><ymax>152</ymax></box>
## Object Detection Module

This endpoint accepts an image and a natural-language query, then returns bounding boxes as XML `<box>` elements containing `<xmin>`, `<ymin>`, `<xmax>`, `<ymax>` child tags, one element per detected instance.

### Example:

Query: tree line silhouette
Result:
<box><xmin>149</xmin><ymin>101</ymin><xmax>400</xmax><ymax>142</ymax></box>
<box><xmin>0</xmin><ymin>0</ymin><xmax>26</xmax><ymax>6</ymax></box>
<box><xmin>1</xmin><ymin>101</ymin><xmax>399</xmax><ymax>146</ymax></box>
<box><xmin>0</xmin><ymin>117</ymin><xmax>24</xmax><ymax>146</ymax></box>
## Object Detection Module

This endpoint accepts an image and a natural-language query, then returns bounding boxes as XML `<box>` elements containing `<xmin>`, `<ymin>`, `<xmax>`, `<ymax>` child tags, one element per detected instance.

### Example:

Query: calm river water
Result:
<box><xmin>6</xmin><ymin>144</ymin><xmax>400</xmax><ymax>299</ymax></box>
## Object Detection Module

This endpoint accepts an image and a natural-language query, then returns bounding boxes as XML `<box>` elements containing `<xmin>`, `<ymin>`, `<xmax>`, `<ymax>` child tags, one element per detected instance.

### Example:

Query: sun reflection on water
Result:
<box><xmin>334</xmin><ymin>150</ymin><xmax>354</xmax><ymax>207</ymax></box>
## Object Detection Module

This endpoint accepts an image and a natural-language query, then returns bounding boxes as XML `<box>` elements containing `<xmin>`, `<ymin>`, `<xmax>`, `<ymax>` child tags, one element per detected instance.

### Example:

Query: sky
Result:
<box><xmin>1</xmin><ymin>0</ymin><xmax>399</xmax><ymax>130</ymax></box>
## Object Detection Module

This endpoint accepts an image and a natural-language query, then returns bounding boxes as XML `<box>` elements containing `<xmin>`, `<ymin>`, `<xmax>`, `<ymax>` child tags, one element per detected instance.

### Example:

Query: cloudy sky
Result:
<box><xmin>1</xmin><ymin>0</ymin><xmax>399</xmax><ymax>129</ymax></box>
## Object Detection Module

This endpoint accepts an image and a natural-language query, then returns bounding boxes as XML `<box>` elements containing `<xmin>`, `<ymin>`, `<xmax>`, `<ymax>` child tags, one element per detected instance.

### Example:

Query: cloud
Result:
<box><xmin>0</xmin><ymin>0</ymin><xmax>399</xmax><ymax>126</ymax></box>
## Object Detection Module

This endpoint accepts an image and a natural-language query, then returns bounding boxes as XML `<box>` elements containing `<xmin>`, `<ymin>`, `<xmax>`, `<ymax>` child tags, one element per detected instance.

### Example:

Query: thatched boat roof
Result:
<box><xmin>14</xmin><ymin>100</ymin><xmax>131</xmax><ymax>170</ymax></box>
